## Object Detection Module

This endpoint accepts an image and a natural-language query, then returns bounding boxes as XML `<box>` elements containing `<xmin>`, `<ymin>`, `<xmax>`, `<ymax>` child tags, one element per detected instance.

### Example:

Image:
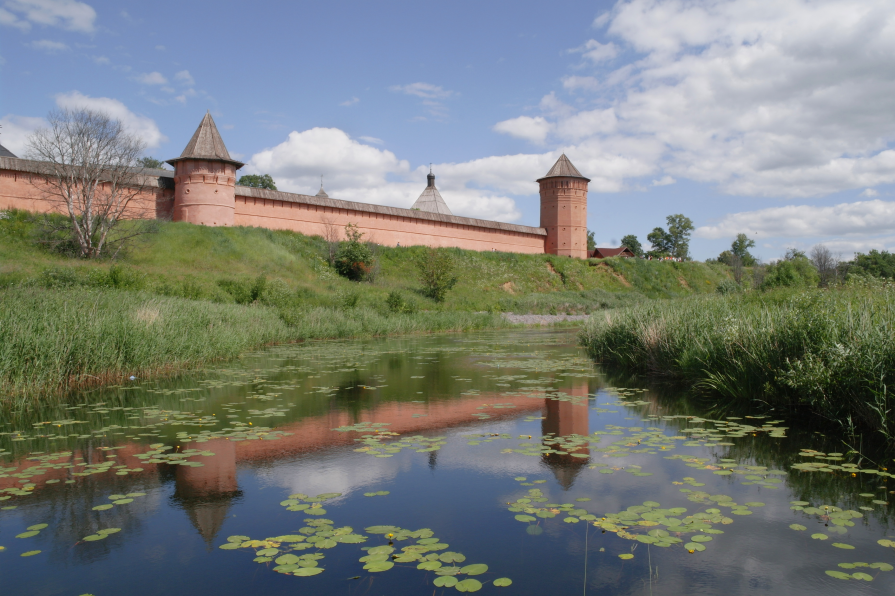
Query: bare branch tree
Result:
<box><xmin>321</xmin><ymin>216</ymin><xmax>340</xmax><ymax>266</ymax></box>
<box><xmin>730</xmin><ymin>254</ymin><xmax>744</xmax><ymax>284</ymax></box>
<box><xmin>810</xmin><ymin>244</ymin><xmax>838</xmax><ymax>287</ymax></box>
<box><xmin>25</xmin><ymin>108</ymin><xmax>153</xmax><ymax>258</ymax></box>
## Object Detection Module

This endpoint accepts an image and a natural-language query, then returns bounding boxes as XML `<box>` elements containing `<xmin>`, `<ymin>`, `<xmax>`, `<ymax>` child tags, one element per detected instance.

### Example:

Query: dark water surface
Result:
<box><xmin>1</xmin><ymin>329</ymin><xmax>894</xmax><ymax>595</ymax></box>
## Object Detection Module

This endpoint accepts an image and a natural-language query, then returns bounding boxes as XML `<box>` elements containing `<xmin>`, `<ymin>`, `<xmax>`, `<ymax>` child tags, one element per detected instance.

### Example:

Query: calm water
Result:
<box><xmin>1</xmin><ymin>329</ymin><xmax>894</xmax><ymax>595</ymax></box>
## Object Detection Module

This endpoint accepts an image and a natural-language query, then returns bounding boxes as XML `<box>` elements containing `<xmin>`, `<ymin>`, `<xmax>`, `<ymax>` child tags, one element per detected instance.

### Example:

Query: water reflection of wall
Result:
<box><xmin>541</xmin><ymin>382</ymin><xmax>591</xmax><ymax>490</ymax></box>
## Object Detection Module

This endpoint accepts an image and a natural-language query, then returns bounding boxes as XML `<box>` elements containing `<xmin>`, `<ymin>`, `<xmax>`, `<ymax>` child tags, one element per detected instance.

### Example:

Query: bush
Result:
<box><xmin>334</xmin><ymin>224</ymin><xmax>374</xmax><ymax>281</ymax></box>
<box><xmin>761</xmin><ymin>257</ymin><xmax>818</xmax><ymax>290</ymax></box>
<box><xmin>217</xmin><ymin>275</ymin><xmax>267</xmax><ymax>305</ymax></box>
<box><xmin>715</xmin><ymin>278</ymin><xmax>741</xmax><ymax>295</ymax></box>
<box><xmin>386</xmin><ymin>290</ymin><xmax>417</xmax><ymax>314</ymax></box>
<box><xmin>417</xmin><ymin>248</ymin><xmax>458</xmax><ymax>302</ymax></box>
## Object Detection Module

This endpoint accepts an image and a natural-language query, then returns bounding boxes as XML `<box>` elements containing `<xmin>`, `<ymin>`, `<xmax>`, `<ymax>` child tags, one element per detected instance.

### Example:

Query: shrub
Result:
<box><xmin>715</xmin><ymin>278</ymin><xmax>741</xmax><ymax>295</ymax></box>
<box><xmin>417</xmin><ymin>248</ymin><xmax>458</xmax><ymax>302</ymax></box>
<box><xmin>761</xmin><ymin>257</ymin><xmax>818</xmax><ymax>290</ymax></box>
<box><xmin>334</xmin><ymin>224</ymin><xmax>374</xmax><ymax>281</ymax></box>
<box><xmin>386</xmin><ymin>290</ymin><xmax>417</xmax><ymax>314</ymax></box>
<box><xmin>217</xmin><ymin>275</ymin><xmax>267</xmax><ymax>305</ymax></box>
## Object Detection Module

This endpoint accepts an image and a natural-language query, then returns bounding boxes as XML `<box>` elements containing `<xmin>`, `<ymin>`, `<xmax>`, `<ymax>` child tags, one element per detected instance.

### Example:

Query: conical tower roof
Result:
<box><xmin>315</xmin><ymin>177</ymin><xmax>329</xmax><ymax>198</ymax></box>
<box><xmin>0</xmin><ymin>141</ymin><xmax>17</xmax><ymax>158</ymax></box>
<box><xmin>537</xmin><ymin>153</ymin><xmax>590</xmax><ymax>182</ymax></box>
<box><xmin>411</xmin><ymin>169</ymin><xmax>452</xmax><ymax>215</ymax></box>
<box><xmin>167</xmin><ymin>112</ymin><xmax>244</xmax><ymax>168</ymax></box>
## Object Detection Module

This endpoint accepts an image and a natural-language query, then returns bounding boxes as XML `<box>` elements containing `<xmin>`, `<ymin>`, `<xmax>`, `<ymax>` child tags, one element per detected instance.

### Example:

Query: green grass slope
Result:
<box><xmin>0</xmin><ymin>210</ymin><xmax>730</xmax><ymax>313</ymax></box>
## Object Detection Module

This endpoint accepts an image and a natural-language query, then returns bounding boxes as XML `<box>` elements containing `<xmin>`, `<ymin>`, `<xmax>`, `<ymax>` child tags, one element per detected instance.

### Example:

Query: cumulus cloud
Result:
<box><xmin>695</xmin><ymin>199</ymin><xmax>895</xmax><ymax>239</ymax></box>
<box><xmin>174</xmin><ymin>70</ymin><xmax>194</xmax><ymax>85</ymax></box>
<box><xmin>246</xmin><ymin>127</ymin><xmax>532</xmax><ymax>222</ymax></box>
<box><xmin>340</xmin><ymin>97</ymin><xmax>359</xmax><ymax>107</ymax></box>
<box><xmin>495</xmin><ymin>0</ymin><xmax>895</xmax><ymax>199</ymax></box>
<box><xmin>1</xmin><ymin>0</ymin><xmax>96</xmax><ymax>33</ymax></box>
<box><xmin>652</xmin><ymin>175</ymin><xmax>675</xmax><ymax>186</ymax></box>
<box><xmin>493</xmin><ymin>116</ymin><xmax>552</xmax><ymax>144</ymax></box>
<box><xmin>134</xmin><ymin>72</ymin><xmax>167</xmax><ymax>85</ymax></box>
<box><xmin>389</xmin><ymin>82</ymin><xmax>453</xmax><ymax>99</ymax></box>
<box><xmin>0</xmin><ymin>114</ymin><xmax>46</xmax><ymax>155</ymax></box>
<box><xmin>860</xmin><ymin>188</ymin><xmax>880</xmax><ymax>197</ymax></box>
<box><xmin>54</xmin><ymin>91</ymin><xmax>167</xmax><ymax>148</ymax></box>
<box><xmin>27</xmin><ymin>38</ymin><xmax>68</xmax><ymax>52</ymax></box>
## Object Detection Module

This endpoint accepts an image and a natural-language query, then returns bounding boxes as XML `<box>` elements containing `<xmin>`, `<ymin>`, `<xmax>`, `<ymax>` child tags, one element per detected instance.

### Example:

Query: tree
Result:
<box><xmin>647</xmin><ymin>227</ymin><xmax>672</xmax><ymax>255</ymax></box>
<box><xmin>334</xmin><ymin>223</ymin><xmax>374</xmax><ymax>281</ymax></box>
<box><xmin>586</xmin><ymin>229</ymin><xmax>596</xmax><ymax>252</ymax></box>
<box><xmin>26</xmin><ymin>107</ymin><xmax>152</xmax><ymax>258</ymax></box>
<box><xmin>665</xmin><ymin>214</ymin><xmax>694</xmax><ymax>259</ymax></box>
<box><xmin>810</xmin><ymin>244</ymin><xmax>839</xmax><ymax>287</ymax></box>
<box><xmin>417</xmin><ymin>248</ymin><xmax>458</xmax><ymax>303</ymax></box>
<box><xmin>730</xmin><ymin>233</ymin><xmax>756</xmax><ymax>266</ymax></box>
<box><xmin>849</xmin><ymin>249</ymin><xmax>895</xmax><ymax>279</ymax></box>
<box><xmin>238</xmin><ymin>174</ymin><xmax>277</xmax><ymax>190</ymax></box>
<box><xmin>321</xmin><ymin>216</ymin><xmax>339</xmax><ymax>266</ymax></box>
<box><xmin>620</xmin><ymin>234</ymin><xmax>643</xmax><ymax>257</ymax></box>
<box><xmin>139</xmin><ymin>156</ymin><xmax>168</xmax><ymax>170</ymax></box>
<box><xmin>761</xmin><ymin>252</ymin><xmax>818</xmax><ymax>290</ymax></box>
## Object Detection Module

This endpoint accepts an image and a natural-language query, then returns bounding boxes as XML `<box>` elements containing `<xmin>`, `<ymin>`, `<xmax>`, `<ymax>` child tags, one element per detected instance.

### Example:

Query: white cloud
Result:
<box><xmin>359</xmin><ymin>136</ymin><xmax>382</xmax><ymax>145</ymax></box>
<box><xmin>246</xmin><ymin>127</ymin><xmax>528</xmax><ymax>222</ymax></box>
<box><xmin>695</xmin><ymin>199</ymin><xmax>895</xmax><ymax>239</ymax></box>
<box><xmin>54</xmin><ymin>91</ymin><xmax>167</xmax><ymax>148</ymax></box>
<box><xmin>493</xmin><ymin>116</ymin><xmax>553</xmax><ymax>144</ymax></box>
<box><xmin>860</xmin><ymin>188</ymin><xmax>880</xmax><ymax>197</ymax></box>
<box><xmin>134</xmin><ymin>72</ymin><xmax>167</xmax><ymax>85</ymax></box>
<box><xmin>389</xmin><ymin>82</ymin><xmax>454</xmax><ymax>99</ymax></box>
<box><xmin>174</xmin><ymin>70</ymin><xmax>194</xmax><ymax>85</ymax></box>
<box><xmin>2</xmin><ymin>0</ymin><xmax>96</xmax><ymax>33</ymax></box>
<box><xmin>562</xmin><ymin>75</ymin><xmax>600</xmax><ymax>92</ymax></box>
<box><xmin>503</xmin><ymin>0</ymin><xmax>895</xmax><ymax>199</ymax></box>
<box><xmin>652</xmin><ymin>175</ymin><xmax>676</xmax><ymax>186</ymax></box>
<box><xmin>91</xmin><ymin>55</ymin><xmax>108</xmax><ymax>64</ymax></box>
<box><xmin>27</xmin><ymin>38</ymin><xmax>68</xmax><ymax>52</ymax></box>
<box><xmin>0</xmin><ymin>114</ymin><xmax>46</xmax><ymax>155</ymax></box>
<box><xmin>340</xmin><ymin>97</ymin><xmax>359</xmax><ymax>107</ymax></box>
<box><xmin>570</xmin><ymin>39</ymin><xmax>618</xmax><ymax>63</ymax></box>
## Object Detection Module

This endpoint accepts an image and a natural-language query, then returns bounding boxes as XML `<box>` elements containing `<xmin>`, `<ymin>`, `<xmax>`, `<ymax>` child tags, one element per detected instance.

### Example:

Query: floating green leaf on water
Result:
<box><xmin>493</xmin><ymin>578</ymin><xmax>513</xmax><ymax>587</ymax></box>
<box><xmin>20</xmin><ymin>550</ymin><xmax>41</xmax><ymax>557</ymax></box>
<box><xmin>825</xmin><ymin>570</ymin><xmax>852</xmax><ymax>580</ymax></box>
<box><xmin>460</xmin><ymin>564</ymin><xmax>488</xmax><ymax>575</ymax></box>
<box><xmin>789</xmin><ymin>524</ymin><xmax>807</xmax><ymax>531</ymax></box>
<box><xmin>455</xmin><ymin>578</ymin><xmax>483</xmax><ymax>592</ymax></box>
<box><xmin>15</xmin><ymin>531</ymin><xmax>39</xmax><ymax>539</ymax></box>
<box><xmin>434</xmin><ymin>576</ymin><xmax>459</xmax><ymax>587</ymax></box>
<box><xmin>832</xmin><ymin>543</ymin><xmax>855</xmax><ymax>549</ymax></box>
<box><xmin>293</xmin><ymin>567</ymin><xmax>324</xmax><ymax>576</ymax></box>
<box><xmin>685</xmin><ymin>543</ymin><xmax>706</xmax><ymax>552</ymax></box>
<box><xmin>618</xmin><ymin>554</ymin><xmax>634</xmax><ymax>560</ymax></box>
<box><xmin>811</xmin><ymin>534</ymin><xmax>828</xmax><ymax>540</ymax></box>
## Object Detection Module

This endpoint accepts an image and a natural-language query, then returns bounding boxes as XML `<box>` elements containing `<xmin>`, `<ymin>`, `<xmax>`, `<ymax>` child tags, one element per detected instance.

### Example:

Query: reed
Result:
<box><xmin>579</xmin><ymin>286</ymin><xmax>895</xmax><ymax>439</ymax></box>
<box><xmin>0</xmin><ymin>286</ymin><xmax>504</xmax><ymax>403</ymax></box>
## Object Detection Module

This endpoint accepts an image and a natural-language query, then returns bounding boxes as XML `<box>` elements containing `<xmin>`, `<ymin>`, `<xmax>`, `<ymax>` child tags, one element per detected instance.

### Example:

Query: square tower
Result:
<box><xmin>538</xmin><ymin>154</ymin><xmax>590</xmax><ymax>258</ymax></box>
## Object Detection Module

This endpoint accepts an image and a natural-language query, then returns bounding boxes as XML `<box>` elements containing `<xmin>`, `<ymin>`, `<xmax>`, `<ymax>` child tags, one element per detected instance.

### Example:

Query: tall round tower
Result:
<box><xmin>538</xmin><ymin>154</ymin><xmax>590</xmax><ymax>258</ymax></box>
<box><xmin>166</xmin><ymin>112</ymin><xmax>244</xmax><ymax>226</ymax></box>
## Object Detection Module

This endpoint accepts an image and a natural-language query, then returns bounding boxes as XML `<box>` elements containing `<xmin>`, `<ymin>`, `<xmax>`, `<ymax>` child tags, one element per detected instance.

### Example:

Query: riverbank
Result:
<box><xmin>579</xmin><ymin>286</ymin><xmax>895</xmax><ymax>440</ymax></box>
<box><xmin>0</xmin><ymin>286</ymin><xmax>507</xmax><ymax>405</ymax></box>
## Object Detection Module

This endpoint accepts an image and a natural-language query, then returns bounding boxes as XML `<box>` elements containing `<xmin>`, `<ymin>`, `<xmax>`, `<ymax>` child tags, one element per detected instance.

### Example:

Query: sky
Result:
<box><xmin>2</xmin><ymin>0</ymin><xmax>894</xmax><ymax>261</ymax></box>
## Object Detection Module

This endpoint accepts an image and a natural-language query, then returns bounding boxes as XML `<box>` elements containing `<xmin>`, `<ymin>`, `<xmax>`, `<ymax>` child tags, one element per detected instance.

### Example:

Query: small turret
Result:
<box><xmin>538</xmin><ymin>154</ymin><xmax>590</xmax><ymax>258</ymax></box>
<box><xmin>167</xmin><ymin>112</ymin><xmax>243</xmax><ymax>226</ymax></box>
<box><xmin>411</xmin><ymin>166</ymin><xmax>452</xmax><ymax>215</ymax></box>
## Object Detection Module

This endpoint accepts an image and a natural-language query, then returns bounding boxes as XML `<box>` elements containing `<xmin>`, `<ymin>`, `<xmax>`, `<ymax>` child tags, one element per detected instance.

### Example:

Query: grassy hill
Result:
<box><xmin>0</xmin><ymin>210</ymin><xmax>730</xmax><ymax>314</ymax></box>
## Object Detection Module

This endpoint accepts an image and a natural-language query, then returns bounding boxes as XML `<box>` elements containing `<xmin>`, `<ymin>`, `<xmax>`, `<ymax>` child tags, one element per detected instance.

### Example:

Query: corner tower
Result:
<box><xmin>538</xmin><ymin>154</ymin><xmax>590</xmax><ymax>258</ymax></box>
<box><xmin>166</xmin><ymin>112</ymin><xmax>244</xmax><ymax>226</ymax></box>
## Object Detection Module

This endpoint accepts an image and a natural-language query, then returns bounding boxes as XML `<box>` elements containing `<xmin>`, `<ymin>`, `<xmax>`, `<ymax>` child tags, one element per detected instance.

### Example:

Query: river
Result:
<box><xmin>1</xmin><ymin>329</ymin><xmax>893</xmax><ymax>594</ymax></box>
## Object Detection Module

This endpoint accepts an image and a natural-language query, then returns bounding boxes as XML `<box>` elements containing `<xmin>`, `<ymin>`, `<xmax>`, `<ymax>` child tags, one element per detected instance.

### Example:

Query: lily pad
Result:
<box><xmin>364</xmin><ymin>561</ymin><xmax>394</xmax><ymax>572</ymax></box>
<box><xmin>460</xmin><ymin>564</ymin><xmax>488</xmax><ymax>575</ymax></box>
<box><xmin>825</xmin><ymin>570</ymin><xmax>851</xmax><ymax>580</ymax></box>
<box><xmin>434</xmin><ymin>576</ymin><xmax>459</xmax><ymax>587</ymax></box>
<box><xmin>293</xmin><ymin>567</ymin><xmax>324</xmax><ymax>576</ymax></box>
<box><xmin>618</xmin><ymin>554</ymin><xmax>634</xmax><ymax>560</ymax></box>
<box><xmin>493</xmin><ymin>578</ymin><xmax>513</xmax><ymax>587</ymax></box>
<box><xmin>26</xmin><ymin>524</ymin><xmax>48</xmax><ymax>531</ymax></box>
<box><xmin>15</xmin><ymin>531</ymin><xmax>39</xmax><ymax>539</ymax></box>
<box><xmin>811</xmin><ymin>534</ymin><xmax>828</xmax><ymax>540</ymax></box>
<box><xmin>789</xmin><ymin>524</ymin><xmax>807</xmax><ymax>531</ymax></box>
<box><xmin>20</xmin><ymin>550</ymin><xmax>41</xmax><ymax>557</ymax></box>
<box><xmin>514</xmin><ymin>515</ymin><xmax>536</xmax><ymax>523</ymax></box>
<box><xmin>455</xmin><ymin>578</ymin><xmax>483</xmax><ymax>592</ymax></box>
<box><xmin>832</xmin><ymin>543</ymin><xmax>855</xmax><ymax>549</ymax></box>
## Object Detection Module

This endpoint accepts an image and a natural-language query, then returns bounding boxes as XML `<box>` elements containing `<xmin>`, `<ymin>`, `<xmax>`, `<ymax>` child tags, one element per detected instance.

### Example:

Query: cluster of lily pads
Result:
<box><xmin>348</xmin><ymin>430</ymin><xmax>446</xmax><ymax>458</ymax></box>
<box><xmin>92</xmin><ymin>491</ymin><xmax>147</xmax><ymax>511</ymax></box>
<box><xmin>219</xmin><ymin>512</ymin><xmax>512</xmax><ymax>591</ymax></box>
<box><xmin>132</xmin><ymin>444</ymin><xmax>214</xmax><ymax>467</ymax></box>
<box><xmin>13</xmin><ymin>523</ymin><xmax>48</xmax><ymax>557</ymax></box>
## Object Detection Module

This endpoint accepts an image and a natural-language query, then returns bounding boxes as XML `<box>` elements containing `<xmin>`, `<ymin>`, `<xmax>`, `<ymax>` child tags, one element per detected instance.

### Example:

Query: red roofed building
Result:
<box><xmin>590</xmin><ymin>247</ymin><xmax>636</xmax><ymax>258</ymax></box>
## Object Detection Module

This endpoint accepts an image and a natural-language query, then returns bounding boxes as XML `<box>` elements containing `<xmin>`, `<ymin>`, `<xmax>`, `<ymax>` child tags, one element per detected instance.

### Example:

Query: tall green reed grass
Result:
<box><xmin>0</xmin><ymin>287</ymin><xmax>504</xmax><ymax>403</ymax></box>
<box><xmin>579</xmin><ymin>287</ymin><xmax>895</xmax><ymax>439</ymax></box>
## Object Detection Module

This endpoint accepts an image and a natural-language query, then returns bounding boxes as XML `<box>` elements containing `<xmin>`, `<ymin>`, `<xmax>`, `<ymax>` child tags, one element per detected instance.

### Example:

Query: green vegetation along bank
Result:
<box><xmin>0</xmin><ymin>210</ymin><xmax>730</xmax><ymax>402</ymax></box>
<box><xmin>579</xmin><ymin>285</ymin><xmax>895</xmax><ymax>440</ymax></box>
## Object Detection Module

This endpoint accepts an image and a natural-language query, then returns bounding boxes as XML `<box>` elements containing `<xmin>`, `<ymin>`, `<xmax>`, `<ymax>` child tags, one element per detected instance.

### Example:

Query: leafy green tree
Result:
<box><xmin>238</xmin><ymin>174</ymin><xmax>277</xmax><ymax>190</ymax></box>
<box><xmin>620</xmin><ymin>234</ymin><xmax>643</xmax><ymax>256</ymax></box>
<box><xmin>334</xmin><ymin>223</ymin><xmax>374</xmax><ymax>281</ymax></box>
<box><xmin>417</xmin><ymin>248</ymin><xmax>458</xmax><ymax>303</ymax></box>
<box><xmin>665</xmin><ymin>214</ymin><xmax>694</xmax><ymax>259</ymax></box>
<box><xmin>139</xmin><ymin>156</ymin><xmax>168</xmax><ymax>170</ymax></box>
<box><xmin>646</xmin><ymin>227</ymin><xmax>672</xmax><ymax>255</ymax></box>
<box><xmin>730</xmin><ymin>233</ymin><xmax>756</xmax><ymax>266</ymax></box>
<box><xmin>760</xmin><ymin>254</ymin><xmax>818</xmax><ymax>290</ymax></box>
<box><xmin>849</xmin><ymin>250</ymin><xmax>895</xmax><ymax>279</ymax></box>
<box><xmin>587</xmin><ymin>229</ymin><xmax>596</xmax><ymax>252</ymax></box>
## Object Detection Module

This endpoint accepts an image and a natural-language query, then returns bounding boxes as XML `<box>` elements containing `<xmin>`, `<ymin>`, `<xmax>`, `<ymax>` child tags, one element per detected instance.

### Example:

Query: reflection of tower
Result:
<box><xmin>428</xmin><ymin>450</ymin><xmax>437</xmax><ymax>471</ymax></box>
<box><xmin>171</xmin><ymin>438</ymin><xmax>241</xmax><ymax>549</ymax></box>
<box><xmin>541</xmin><ymin>382</ymin><xmax>591</xmax><ymax>490</ymax></box>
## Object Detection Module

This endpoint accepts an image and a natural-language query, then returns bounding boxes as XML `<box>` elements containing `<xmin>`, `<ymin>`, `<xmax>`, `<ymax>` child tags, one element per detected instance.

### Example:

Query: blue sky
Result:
<box><xmin>2</xmin><ymin>0</ymin><xmax>895</xmax><ymax>261</ymax></box>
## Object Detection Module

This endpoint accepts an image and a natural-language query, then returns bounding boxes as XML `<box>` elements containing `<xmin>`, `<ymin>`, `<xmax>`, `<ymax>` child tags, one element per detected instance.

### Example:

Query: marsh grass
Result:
<box><xmin>0</xmin><ymin>287</ymin><xmax>505</xmax><ymax>403</ymax></box>
<box><xmin>580</xmin><ymin>287</ymin><xmax>895</xmax><ymax>439</ymax></box>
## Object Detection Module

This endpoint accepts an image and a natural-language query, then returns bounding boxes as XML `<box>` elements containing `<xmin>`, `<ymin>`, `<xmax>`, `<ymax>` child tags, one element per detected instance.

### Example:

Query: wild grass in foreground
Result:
<box><xmin>0</xmin><ymin>287</ymin><xmax>505</xmax><ymax>404</ymax></box>
<box><xmin>579</xmin><ymin>286</ymin><xmax>895</xmax><ymax>440</ymax></box>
